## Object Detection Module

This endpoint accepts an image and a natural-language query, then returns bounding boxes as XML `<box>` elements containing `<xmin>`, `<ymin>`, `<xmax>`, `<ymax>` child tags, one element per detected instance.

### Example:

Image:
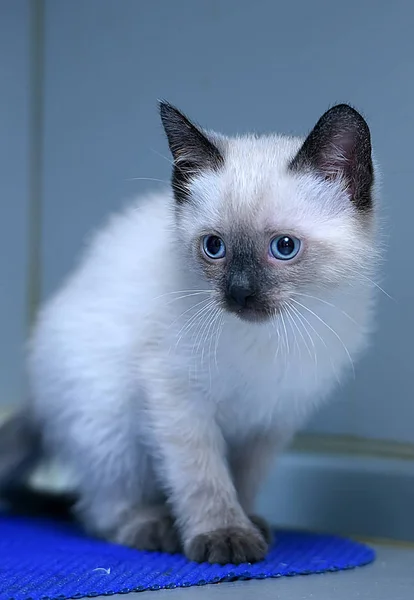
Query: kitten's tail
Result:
<box><xmin>0</xmin><ymin>410</ymin><xmax>41</xmax><ymax>486</ymax></box>
<box><xmin>0</xmin><ymin>411</ymin><xmax>75</xmax><ymax>519</ymax></box>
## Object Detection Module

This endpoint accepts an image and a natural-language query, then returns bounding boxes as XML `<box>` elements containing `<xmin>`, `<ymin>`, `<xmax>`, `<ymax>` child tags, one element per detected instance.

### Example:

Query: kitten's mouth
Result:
<box><xmin>230</xmin><ymin>307</ymin><xmax>273</xmax><ymax>323</ymax></box>
<box><xmin>222</xmin><ymin>295</ymin><xmax>275</xmax><ymax>323</ymax></box>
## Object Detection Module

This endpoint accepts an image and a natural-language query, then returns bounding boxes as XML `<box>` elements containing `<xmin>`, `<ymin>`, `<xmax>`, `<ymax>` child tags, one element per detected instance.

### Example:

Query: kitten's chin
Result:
<box><xmin>229</xmin><ymin>307</ymin><xmax>274</xmax><ymax>324</ymax></box>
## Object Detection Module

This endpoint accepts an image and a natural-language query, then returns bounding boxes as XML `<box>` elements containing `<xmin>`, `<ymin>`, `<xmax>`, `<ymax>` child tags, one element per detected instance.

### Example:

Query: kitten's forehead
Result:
<box><xmin>189</xmin><ymin>134</ymin><xmax>353</xmax><ymax>235</ymax></box>
<box><xmin>224</xmin><ymin>134</ymin><xmax>302</xmax><ymax>173</ymax></box>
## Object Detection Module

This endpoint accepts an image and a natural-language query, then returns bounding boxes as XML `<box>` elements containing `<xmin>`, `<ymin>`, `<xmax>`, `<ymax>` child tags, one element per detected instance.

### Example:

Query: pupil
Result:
<box><xmin>207</xmin><ymin>236</ymin><xmax>221</xmax><ymax>255</ymax></box>
<box><xmin>277</xmin><ymin>236</ymin><xmax>294</xmax><ymax>255</ymax></box>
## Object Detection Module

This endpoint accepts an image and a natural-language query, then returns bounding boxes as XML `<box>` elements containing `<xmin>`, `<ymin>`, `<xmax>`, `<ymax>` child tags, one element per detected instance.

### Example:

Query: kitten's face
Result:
<box><xmin>160</xmin><ymin>103</ymin><xmax>376</xmax><ymax>323</ymax></box>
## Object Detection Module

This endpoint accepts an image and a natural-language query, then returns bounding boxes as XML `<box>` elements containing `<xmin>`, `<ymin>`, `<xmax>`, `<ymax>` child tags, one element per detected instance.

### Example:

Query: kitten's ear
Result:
<box><xmin>159</xmin><ymin>101</ymin><xmax>224</xmax><ymax>203</ymax></box>
<box><xmin>289</xmin><ymin>104</ymin><xmax>374</xmax><ymax>211</ymax></box>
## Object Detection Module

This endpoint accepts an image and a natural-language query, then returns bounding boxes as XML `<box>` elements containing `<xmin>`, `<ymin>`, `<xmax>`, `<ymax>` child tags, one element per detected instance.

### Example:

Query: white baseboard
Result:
<box><xmin>259</xmin><ymin>450</ymin><xmax>414</xmax><ymax>543</ymax></box>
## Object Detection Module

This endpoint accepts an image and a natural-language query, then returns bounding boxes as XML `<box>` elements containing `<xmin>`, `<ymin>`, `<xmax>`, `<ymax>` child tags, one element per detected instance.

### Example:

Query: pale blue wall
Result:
<box><xmin>2</xmin><ymin>0</ymin><xmax>414</xmax><ymax>444</ymax></box>
<box><xmin>0</xmin><ymin>0</ymin><xmax>31</xmax><ymax>406</ymax></box>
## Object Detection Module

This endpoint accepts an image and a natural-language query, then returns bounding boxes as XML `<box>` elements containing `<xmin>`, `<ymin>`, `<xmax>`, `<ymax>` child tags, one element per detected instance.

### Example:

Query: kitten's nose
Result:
<box><xmin>227</xmin><ymin>284</ymin><xmax>255</xmax><ymax>309</ymax></box>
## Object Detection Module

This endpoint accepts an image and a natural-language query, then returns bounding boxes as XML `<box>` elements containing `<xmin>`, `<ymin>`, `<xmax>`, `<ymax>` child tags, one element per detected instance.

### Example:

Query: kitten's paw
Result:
<box><xmin>249</xmin><ymin>514</ymin><xmax>273</xmax><ymax>545</ymax></box>
<box><xmin>112</xmin><ymin>509</ymin><xmax>181</xmax><ymax>554</ymax></box>
<box><xmin>186</xmin><ymin>526</ymin><xmax>268</xmax><ymax>564</ymax></box>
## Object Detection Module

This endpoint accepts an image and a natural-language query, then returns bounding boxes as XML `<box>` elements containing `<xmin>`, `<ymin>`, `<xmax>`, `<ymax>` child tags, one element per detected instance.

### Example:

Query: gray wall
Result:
<box><xmin>0</xmin><ymin>0</ymin><xmax>31</xmax><ymax>407</ymax></box>
<box><xmin>2</xmin><ymin>1</ymin><xmax>414</xmax><ymax>446</ymax></box>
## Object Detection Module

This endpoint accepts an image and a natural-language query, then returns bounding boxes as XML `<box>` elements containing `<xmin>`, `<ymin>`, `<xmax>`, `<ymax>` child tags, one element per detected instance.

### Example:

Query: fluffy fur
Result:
<box><xmin>1</xmin><ymin>103</ymin><xmax>378</xmax><ymax>564</ymax></box>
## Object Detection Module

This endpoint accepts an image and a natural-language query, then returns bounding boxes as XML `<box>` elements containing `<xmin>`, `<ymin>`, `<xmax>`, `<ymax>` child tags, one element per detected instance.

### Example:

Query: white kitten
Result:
<box><xmin>0</xmin><ymin>103</ymin><xmax>378</xmax><ymax>564</ymax></box>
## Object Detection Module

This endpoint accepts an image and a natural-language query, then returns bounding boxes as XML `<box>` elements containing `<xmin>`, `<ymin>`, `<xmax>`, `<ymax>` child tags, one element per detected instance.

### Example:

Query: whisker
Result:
<box><xmin>151</xmin><ymin>148</ymin><xmax>175</xmax><ymax>169</ymax></box>
<box><xmin>287</xmin><ymin>304</ymin><xmax>313</xmax><ymax>356</ymax></box>
<box><xmin>282</xmin><ymin>304</ymin><xmax>300</xmax><ymax>358</ymax></box>
<box><xmin>272</xmin><ymin>316</ymin><xmax>282</xmax><ymax>361</ymax></box>
<box><xmin>288</xmin><ymin>303</ymin><xmax>319</xmax><ymax>382</ymax></box>
<box><xmin>279</xmin><ymin>310</ymin><xmax>290</xmax><ymax>366</ymax></box>
<box><xmin>292</xmin><ymin>293</ymin><xmax>360</xmax><ymax>327</ymax></box>
<box><xmin>184</xmin><ymin>302</ymin><xmax>217</xmax><ymax>380</ymax></box>
<box><xmin>198</xmin><ymin>305</ymin><xmax>220</xmax><ymax>359</ymax></box>
<box><xmin>344</xmin><ymin>261</ymin><xmax>394</xmax><ymax>301</ymax></box>
<box><xmin>205</xmin><ymin>307</ymin><xmax>223</xmax><ymax>386</ymax></box>
<box><xmin>171</xmin><ymin>297</ymin><xmax>213</xmax><ymax>331</ymax></box>
<box><xmin>126</xmin><ymin>176</ymin><xmax>169</xmax><ymax>185</ymax></box>
<box><xmin>150</xmin><ymin>149</ymin><xmax>201</xmax><ymax>189</ymax></box>
<box><xmin>165</xmin><ymin>292</ymin><xmax>213</xmax><ymax>305</ymax></box>
<box><xmin>290</xmin><ymin>298</ymin><xmax>355</xmax><ymax>379</ymax></box>
<box><xmin>213</xmin><ymin>312</ymin><xmax>224</xmax><ymax>374</ymax></box>
<box><xmin>125</xmin><ymin>173</ymin><xmax>193</xmax><ymax>201</ymax></box>
<box><xmin>191</xmin><ymin>303</ymin><xmax>218</xmax><ymax>380</ymax></box>
<box><xmin>153</xmin><ymin>289</ymin><xmax>212</xmax><ymax>302</ymax></box>
<box><xmin>354</xmin><ymin>272</ymin><xmax>394</xmax><ymax>301</ymax></box>
<box><xmin>283</xmin><ymin>303</ymin><xmax>304</xmax><ymax>359</ymax></box>
<box><xmin>174</xmin><ymin>299</ymin><xmax>216</xmax><ymax>347</ymax></box>
<box><xmin>188</xmin><ymin>301</ymin><xmax>217</xmax><ymax>353</ymax></box>
<box><xmin>289</xmin><ymin>302</ymin><xmax>340</xmax><ymax>385</ymax></box>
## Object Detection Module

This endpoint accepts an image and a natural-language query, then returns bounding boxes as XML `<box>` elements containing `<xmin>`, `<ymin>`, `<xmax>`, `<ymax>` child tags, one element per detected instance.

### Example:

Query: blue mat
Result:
<box><xmin>0</xmin><ymin>516</ymin><xmax>375</xmax><ymax>600</ymax></box>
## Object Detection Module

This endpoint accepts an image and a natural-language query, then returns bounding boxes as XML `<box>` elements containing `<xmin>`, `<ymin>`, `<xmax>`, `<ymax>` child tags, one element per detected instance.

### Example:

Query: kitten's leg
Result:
<box><xmin>41</xmin><ymin>393</ymin><xmax>180</xmax><ymax>553</ymax></box>
<box><xmin>72</xmin><ymin>448</ymin><xmax>181</xmax><ymax>553</ymax></box>
<box><xmin>229</xmin><ymin>432</ymin><xmax>290</xmax><ymax>544</ymax></box>
<box><xmin>144</xmin><ymin>377</ymin><xmax>268</xmax><ymax>564</ymax></box>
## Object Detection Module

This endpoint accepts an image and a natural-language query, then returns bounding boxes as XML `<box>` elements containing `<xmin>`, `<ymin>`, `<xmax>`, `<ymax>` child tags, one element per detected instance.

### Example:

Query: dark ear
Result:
<box><xmin>159</xmin><ymin>101</ymin><xmax>224</xmax><ymax>204</ymax></box>
<box><xmin>289</xmin><ymin>104</ymin><xmax>374</xmax><ymax>211</ymax></box>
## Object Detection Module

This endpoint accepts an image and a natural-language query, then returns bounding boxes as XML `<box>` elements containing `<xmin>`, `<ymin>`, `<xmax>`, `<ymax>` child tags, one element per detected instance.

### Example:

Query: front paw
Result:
<box><xmin>186</xmin><ymin>526</ymin><xmax>268</xmax><ymax>564</ymax></box>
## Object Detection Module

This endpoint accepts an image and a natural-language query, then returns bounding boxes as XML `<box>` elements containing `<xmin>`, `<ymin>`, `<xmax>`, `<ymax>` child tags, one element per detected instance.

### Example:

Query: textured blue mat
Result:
<box><xmin>0</xmin><ymin>515</ymin><xmax>375</xmax><ymax>600</ymax></box>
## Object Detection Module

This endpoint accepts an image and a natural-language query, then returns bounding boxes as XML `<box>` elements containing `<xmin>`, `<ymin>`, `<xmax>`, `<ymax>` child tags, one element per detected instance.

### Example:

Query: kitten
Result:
<box><xmin>0</xmin><ymin>102</ymin><xmax>378</xmax><ymax>564</ymax></box>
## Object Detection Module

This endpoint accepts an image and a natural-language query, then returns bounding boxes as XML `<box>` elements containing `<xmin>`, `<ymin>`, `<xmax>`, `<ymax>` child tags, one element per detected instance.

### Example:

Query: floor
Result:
<box><xmin>111</xmin><ymin>543</ymin><xmax>414</xmax><ymax>600</ymax></box>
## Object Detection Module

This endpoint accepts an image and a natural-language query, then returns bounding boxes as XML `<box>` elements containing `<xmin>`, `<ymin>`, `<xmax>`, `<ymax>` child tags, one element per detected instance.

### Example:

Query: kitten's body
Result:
<box><xmin>1</xmin><ymin>105</ymin><xmax>378</xmax><ymax>564</ymax></box>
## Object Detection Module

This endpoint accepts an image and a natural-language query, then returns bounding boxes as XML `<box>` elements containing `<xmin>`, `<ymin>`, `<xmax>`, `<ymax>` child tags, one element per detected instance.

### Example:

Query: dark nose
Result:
<box><xmin>227</xmin><ymin>284</ymin><xmax>255</xmax><ymax>309</ymax></box>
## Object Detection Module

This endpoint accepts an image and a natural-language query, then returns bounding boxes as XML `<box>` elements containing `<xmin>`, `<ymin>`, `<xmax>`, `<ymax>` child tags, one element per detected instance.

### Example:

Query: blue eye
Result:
<box><xmin>270</xmin><ymin>235</ymin><xmax>301</xmax><ymax>260</ymax></box>
<box><xmin>202</xmin><ymin>235</ymin><xmax>226</xmax><ymax>259</ymax></box>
